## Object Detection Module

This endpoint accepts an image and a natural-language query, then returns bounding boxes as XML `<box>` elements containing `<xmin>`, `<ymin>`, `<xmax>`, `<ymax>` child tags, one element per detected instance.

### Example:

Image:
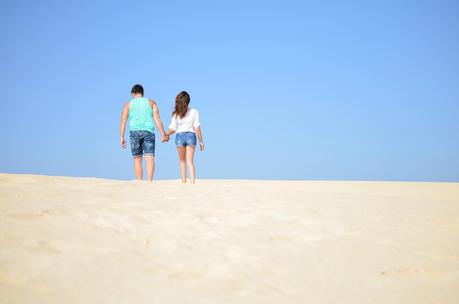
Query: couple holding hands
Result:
<box><xmin>120</xmin><ymin>84</ymin><xmax>204</xmax><ymax>183</ymax></box>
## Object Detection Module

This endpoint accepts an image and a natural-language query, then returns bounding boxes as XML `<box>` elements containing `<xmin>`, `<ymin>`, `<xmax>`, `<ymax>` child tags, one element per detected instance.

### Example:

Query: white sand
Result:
<box><xmin>0</xmin><ymin>173</ymin><xmax>458</xmax><ymax>304</ymax></box>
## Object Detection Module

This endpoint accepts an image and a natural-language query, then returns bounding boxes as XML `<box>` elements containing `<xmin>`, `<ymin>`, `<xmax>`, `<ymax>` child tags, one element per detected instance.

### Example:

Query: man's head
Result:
<box><xmin>131</xmin><ymin>84</ymin><xmax>144</xmax><ymax>97</ymax></box>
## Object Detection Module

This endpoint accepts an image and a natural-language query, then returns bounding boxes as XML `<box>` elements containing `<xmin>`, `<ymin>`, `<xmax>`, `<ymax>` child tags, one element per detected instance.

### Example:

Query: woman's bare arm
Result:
<box><xmin>195</xmin><ymin>126</ymin><xmax>204</xmax><ymax>151</ymax></box>
<box><xmin>165</xmin><ymin>128</ymin><xmax>176</xmax><ymax>136</ymax></box>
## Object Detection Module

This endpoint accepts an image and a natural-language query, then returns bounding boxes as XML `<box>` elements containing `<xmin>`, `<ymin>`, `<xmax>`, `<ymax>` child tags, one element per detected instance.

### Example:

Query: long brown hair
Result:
<box><xmin>172</xmin><ymin>91</ymin><xmax>190</xmax><ymax>119</ymax></box>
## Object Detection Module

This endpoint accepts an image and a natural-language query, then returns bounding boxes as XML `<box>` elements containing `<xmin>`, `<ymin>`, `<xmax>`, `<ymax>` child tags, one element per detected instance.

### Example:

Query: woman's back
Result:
<box><xmin>169</xmin><ymin>108</ymin><xmax>200</xmax><ymax>133</ymax></box>
<box><xmin>164</xmin><ymin>90</ymin><xmax>204</xmax><ymax>183</ymax></box>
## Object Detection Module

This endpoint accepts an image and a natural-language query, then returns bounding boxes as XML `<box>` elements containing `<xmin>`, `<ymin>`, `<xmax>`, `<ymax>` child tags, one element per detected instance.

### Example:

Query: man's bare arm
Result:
<box><xmin>120</xmin><ymin>102</ymin><xmax>129</xmax><ymax>148</ymax></box>
<box><xmin>150</xmin><ymin>99</ymin><xmax>166</xmax><ymax>136</ymax></box>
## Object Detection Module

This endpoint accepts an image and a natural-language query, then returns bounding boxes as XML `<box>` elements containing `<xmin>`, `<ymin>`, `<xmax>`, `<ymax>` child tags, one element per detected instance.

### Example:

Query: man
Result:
<box><xmin>120</xmin><ymin>84</ymin><xmax>168</xmax><ymax>181</ymax></box>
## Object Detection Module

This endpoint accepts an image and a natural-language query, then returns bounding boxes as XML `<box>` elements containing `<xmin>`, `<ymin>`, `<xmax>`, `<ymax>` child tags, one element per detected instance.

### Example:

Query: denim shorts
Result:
<box><xmin>175</xmin><ymin>132</ymin><xmax>197</xmax><ymax>147</ymax></box>
<box><xmin>130</xmin><ymin>130</ymin><xmax>155</xmax><ymax>157</ymax></box>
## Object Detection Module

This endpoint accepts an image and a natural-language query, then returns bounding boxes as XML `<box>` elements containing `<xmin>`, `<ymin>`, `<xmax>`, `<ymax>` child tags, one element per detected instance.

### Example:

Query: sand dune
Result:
<box><xmin>0</xmin><ymin>173</ymin><xmax>458</xmax><ymax>303</ymax></box>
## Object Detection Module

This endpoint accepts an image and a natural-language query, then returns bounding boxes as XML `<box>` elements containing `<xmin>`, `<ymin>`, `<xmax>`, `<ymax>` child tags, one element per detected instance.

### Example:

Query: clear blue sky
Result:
<box><xmin>1</xmin><ymin>0</ymin><xmax>458</xmax><ymax>181</ymax></box>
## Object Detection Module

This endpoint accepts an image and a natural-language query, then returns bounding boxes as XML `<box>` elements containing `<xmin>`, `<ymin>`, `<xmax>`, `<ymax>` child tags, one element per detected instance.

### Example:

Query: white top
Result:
<box><xmin>168</xmin><ymin>108</ymin><xmax>201</xmax><ymax>133</ymax></box>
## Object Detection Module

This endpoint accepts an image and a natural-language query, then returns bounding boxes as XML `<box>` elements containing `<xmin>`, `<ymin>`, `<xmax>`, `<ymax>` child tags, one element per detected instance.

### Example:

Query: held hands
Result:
<box><xmin>161</xmin><ymin>134</ymin><xmax>169</xmax><ymax>143</ymax></box>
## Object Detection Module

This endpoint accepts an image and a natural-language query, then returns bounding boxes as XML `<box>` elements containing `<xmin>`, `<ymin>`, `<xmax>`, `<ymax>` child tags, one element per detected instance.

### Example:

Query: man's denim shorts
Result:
<box><xmin>175</xmin><ymin>132</ymin><xmax>197</xmax><ymax>147</ymax></box>
<box><xmin>130</xmin><ymin>130</ymin><xmax>155</xmax><ymax>157</ymax></box>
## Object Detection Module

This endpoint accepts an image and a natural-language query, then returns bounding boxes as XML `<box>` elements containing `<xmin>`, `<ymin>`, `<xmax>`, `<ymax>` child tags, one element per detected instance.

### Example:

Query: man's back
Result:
<box><xmin>128</xmin><ymin>97</ymin><xmax>154</xmax><ymax>132</ymax></box>
<box><xmin>120</xmin><ymin>84</ymin><xmax>167</xmax><ymax>181</ymax></box>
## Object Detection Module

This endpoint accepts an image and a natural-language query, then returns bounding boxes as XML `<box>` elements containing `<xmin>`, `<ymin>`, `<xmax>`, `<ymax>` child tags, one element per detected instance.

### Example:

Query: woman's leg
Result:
<box><xmin>177</xmin><ymin>147</ymin><xmax>187</xmax><ymax>183</ymax></box>
<box><xmin>186</xmin><ymin>146</ymin><xmax>196</xmax><ymax>183</ymax></box>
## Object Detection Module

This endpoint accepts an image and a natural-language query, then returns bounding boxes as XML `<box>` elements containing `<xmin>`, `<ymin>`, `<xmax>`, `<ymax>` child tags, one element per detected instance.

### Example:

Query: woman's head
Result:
<box><xmin>173</xmin><ymin>91</ymin><xmax>190</xmax><ymax>119</ymax></box>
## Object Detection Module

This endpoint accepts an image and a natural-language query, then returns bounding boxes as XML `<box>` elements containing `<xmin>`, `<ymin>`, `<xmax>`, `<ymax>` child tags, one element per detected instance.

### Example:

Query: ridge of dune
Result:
<box><xmin>1</xmin><ymin>173</ymin><xmax>458</xmax><ymax>304</ymax></box>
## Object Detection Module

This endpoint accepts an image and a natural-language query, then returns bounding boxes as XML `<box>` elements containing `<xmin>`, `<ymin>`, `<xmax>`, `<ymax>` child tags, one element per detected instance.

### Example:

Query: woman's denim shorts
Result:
<box><xmin>130</xmin><ymin>130</ymin><xmax>155</xmax><ymax>157</ymax></box>
<box><xmin>175</xmin><ymin>132</ymin><xmax>197</xmax><ymax>147</ymax></box>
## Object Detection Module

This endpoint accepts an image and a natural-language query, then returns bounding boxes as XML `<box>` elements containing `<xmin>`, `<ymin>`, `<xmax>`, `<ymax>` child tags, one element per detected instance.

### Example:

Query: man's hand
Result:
<box><xmin>161</xmin><ymin>134</ymin><xmax>169</xmax><ymax>143</ymax></box>
<box><xmin>199</xmin><ymin>142</ymin><xmax>205</xmax><ymax>151</ymax></box>
<box><xmin>121</xmin><ymin>137</ymin><xmax>127</xmax><ymax>148</ymax></box>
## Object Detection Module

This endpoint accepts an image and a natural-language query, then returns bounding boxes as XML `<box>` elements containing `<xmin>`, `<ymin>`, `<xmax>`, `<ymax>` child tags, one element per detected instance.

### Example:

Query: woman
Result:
<box><xmin>163</xmin><ymin>91</ymin><xmax>204</xmax><ymax>183</ymax></box>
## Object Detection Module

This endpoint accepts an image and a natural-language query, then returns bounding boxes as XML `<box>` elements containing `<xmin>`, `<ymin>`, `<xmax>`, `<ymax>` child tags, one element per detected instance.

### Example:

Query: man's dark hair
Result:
<box><xmin>131</xmin><ymin>84</ymin><xmax>144</xmax><ymax>95</ymax></box>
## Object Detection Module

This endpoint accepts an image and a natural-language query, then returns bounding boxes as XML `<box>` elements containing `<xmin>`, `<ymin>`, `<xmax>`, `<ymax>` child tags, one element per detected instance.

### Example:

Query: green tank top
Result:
<box><xmin>128</xmin><ymin>97</ymin><xmax>154</xmax><ymax>132</ymax></box>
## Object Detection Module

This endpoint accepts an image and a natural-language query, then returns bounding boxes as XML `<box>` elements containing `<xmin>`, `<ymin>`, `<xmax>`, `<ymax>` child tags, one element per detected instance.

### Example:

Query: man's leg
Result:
<box><xmin>145</xmin><ymin>155</ymin><xmax>155</xmax><ymax>181</ymax></box>
<box><xmin>142</xmin><ymin>131</ymin><xmax>155</xmax><ymax>181</ymax></box>
<box><xmin>133</xmin><ymin>156</ymin><xmax>143</xmax><ymax>180</ymax></box>
<box><xmin>130</xmin><ymin>131</ymin><xmax>143</xmax><ymax>180</ymax></box>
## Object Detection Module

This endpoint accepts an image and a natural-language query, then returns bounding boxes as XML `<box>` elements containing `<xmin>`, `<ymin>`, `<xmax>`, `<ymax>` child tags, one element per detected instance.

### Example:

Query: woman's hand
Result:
<box><xmin>161</xmin><ymin>134</ymin><xmax>169</xmax><ymax>143</ymax></box>
<box><xmin>199</xmin><ymin>142</ymin><xmax>204</xmax><ymax>151</ymax></box>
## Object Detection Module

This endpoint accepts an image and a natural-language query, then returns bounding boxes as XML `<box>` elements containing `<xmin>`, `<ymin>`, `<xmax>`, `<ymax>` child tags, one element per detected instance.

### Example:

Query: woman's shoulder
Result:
<box><xmin>189</xmin><ymin>108</ymin><xmax>199</xmax><ymax>114</ymax></box>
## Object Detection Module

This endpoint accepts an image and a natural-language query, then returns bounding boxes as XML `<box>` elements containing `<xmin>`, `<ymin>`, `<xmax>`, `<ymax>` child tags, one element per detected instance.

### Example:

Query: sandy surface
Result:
<box><xmin>0</xmin><ymin>173</ymin><xmax>458</xmax><ymax>304</ymax></box>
